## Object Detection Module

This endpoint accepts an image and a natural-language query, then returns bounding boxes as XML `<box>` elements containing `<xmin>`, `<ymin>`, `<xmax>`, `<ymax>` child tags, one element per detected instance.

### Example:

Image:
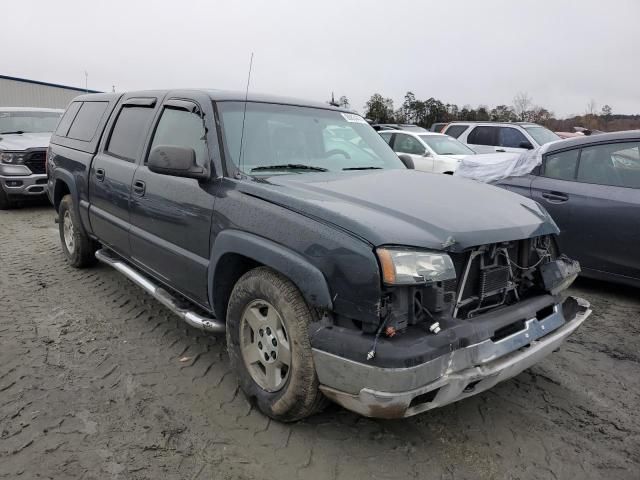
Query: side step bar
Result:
<box><xmin>95</xmin><ymin>249</ymin><xmax>225</xmax><ymax>333</ymax></box>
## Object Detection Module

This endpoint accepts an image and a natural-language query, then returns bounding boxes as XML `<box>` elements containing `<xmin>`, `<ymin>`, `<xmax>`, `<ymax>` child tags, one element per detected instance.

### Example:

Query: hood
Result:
<box><xmin>0</xmin><ymin>132</ymin><xmax>52</xmax><ymax>150</ymax></box>
<box><xmin>240</xmin><ymin>170</ymin><xmax>559</xmax><ymax>251</ymax></box>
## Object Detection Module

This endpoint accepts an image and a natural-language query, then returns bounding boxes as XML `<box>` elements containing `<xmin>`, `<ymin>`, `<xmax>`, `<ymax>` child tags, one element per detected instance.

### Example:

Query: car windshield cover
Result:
<box><xmin>419</xmin><ymin>135</ymin><xmax>475</xmax><ymax>155</ymax></box>
<box><xmin>0</xmin><ymin>111</ymin><xmax>62</xmax><ymax>134</ymax></box>
<box><xmin>524</xmin><ymin>126</ymin><xmax>560</xmax><ymax>146</ymax></box>
<box><xmin>217</xmin><ymin>102</ymin><xmax>405</xmax><ymax>175</ymax></box>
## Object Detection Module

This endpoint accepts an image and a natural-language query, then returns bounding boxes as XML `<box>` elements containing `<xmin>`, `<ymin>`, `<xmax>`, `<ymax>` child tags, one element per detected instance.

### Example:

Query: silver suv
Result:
<box><xmin>443</xmin><ymin>122</ymin><xmax>560</xmax><ymax>154</ymax></box>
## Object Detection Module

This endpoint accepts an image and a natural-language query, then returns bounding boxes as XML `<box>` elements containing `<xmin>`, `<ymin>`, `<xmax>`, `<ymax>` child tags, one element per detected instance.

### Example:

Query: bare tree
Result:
<box><xmin>513</xmin><ymin>92</ymin><xmax>532</xmax><ymax>121</ymax></box>
<box><xmin>585</xmin><ymin>99</ymin><xmax>598</xmax><ymax>116</ymax></box>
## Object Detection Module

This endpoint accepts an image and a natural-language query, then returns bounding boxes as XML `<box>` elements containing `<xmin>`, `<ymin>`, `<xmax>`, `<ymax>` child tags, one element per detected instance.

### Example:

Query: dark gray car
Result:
<box><xmin>496</xmin><ymin>131</ymin><xmax>640</xmax><ymax>287</ymax></box>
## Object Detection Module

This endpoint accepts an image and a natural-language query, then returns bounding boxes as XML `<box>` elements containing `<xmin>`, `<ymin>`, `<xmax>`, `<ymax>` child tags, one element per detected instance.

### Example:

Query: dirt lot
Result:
<box><xmin>1</xmin><ymin>204</ymin><xmax>639</xmax><ymax>480</ymax></box>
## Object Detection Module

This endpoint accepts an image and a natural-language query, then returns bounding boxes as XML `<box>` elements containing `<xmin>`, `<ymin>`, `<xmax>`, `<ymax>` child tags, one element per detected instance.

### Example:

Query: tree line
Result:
<box><xmin>331</xmin><ymin>91</ymin><xmax>639</xmax><ymax>132</ymax></box>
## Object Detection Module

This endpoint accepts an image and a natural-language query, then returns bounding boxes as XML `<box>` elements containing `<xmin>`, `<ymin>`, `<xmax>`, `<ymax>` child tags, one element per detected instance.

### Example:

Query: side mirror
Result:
<box><xmin>398</xmin><ymin>154</ymin><xmax>415</xmax><ymax>169</ymax></box>
<box><xmin>423</xmin><ymin>150</ymin><xmax>431</xmax><ymax>157</ymax></box>
<box><xmin>519</xmin><ymin>141</ymin><xmax>534</xmax><ymax>150</ymax></box>
<box><xmin>148</xmin><ymin>145</ymin><xmax>209</xmax><ymax>180</ymax></box>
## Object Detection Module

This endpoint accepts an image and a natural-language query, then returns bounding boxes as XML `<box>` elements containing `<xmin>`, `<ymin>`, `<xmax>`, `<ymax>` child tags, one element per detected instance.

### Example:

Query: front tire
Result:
<box><xmin>226</xmin><ymin>267</ymin><xmax>326</xmax><ymax>422</ymax></box>
<box><xmin>0</xmin><ymin>187</ymin><xmax>13</xmax><ymax>210</ymax></box>
<box><xmin>58</xmin><ymin>194</ymin><xmax>96</xmax><ymax>268</ymax></box>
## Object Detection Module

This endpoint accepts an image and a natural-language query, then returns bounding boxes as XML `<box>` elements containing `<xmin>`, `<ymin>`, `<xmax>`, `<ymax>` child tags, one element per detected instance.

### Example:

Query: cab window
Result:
<box><xmin>149</xmin><ymin>106</ymin><xmax>208</xmax><ymax>166</ymax></box>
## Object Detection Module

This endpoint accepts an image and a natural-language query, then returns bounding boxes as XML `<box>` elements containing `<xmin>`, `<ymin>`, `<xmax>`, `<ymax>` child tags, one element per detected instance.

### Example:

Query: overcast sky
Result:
<box><xmin>3</xmin><ymin>0</ymin><xmax>639</xmax><ymax>117</ymax></box>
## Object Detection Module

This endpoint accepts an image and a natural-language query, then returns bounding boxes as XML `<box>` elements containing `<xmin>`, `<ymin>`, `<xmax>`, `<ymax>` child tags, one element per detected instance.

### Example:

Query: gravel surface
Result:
<box><xmin>1</xmin><ymin>204</ymin><xmax>639</xmax><ymax>480</ymax></box>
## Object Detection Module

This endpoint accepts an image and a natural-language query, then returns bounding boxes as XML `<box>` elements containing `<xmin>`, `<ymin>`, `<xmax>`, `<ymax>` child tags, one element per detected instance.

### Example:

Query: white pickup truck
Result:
<box><xmin>0</xmin><ymin>107</ymin><xmax>63</xmax><ymax>209</ymax></box>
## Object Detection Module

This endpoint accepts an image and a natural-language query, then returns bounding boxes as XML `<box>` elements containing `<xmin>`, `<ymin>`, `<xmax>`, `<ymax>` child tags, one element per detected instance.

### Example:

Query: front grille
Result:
<box><xmin>24</xmin><ymin>150</ymin><xmax>46</xmax><ymax>174</ymax></box>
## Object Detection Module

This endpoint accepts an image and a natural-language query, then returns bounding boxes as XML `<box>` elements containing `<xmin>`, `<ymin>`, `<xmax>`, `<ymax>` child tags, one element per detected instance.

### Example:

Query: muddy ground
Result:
<box><xmin>1</xmin><ymin>204</ymin><xmax>638</xmax><ymax>479</ymax></box>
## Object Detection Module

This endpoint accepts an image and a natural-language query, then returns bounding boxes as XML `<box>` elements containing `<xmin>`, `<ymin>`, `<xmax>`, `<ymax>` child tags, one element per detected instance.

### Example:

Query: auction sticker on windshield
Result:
<box><xmin>341</xmin><ymin>113</ymin><xmax>367</xmax><ymax>124</ymax></box>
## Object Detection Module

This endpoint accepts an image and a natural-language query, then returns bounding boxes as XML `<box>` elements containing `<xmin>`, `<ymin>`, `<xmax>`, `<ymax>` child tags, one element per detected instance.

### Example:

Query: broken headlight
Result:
<box><xmin>377</xmin><ymin>247</ymin><xmax>456</xmax><ymax>285</ymax></box>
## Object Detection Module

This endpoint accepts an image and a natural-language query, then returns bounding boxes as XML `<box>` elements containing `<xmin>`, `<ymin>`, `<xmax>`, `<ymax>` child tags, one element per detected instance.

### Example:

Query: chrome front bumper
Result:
<box><xmin>0</xmin><ymin>173</ymin><xmax>48</xmax><ymax>196</ymax></box>
<box><xmin>313</xmin><ymin>296</ymin><xmax>591</xmax><ymax>418</ymax></box>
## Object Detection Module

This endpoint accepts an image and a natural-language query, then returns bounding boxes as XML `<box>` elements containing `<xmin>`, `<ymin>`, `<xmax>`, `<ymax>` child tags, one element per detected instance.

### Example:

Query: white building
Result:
<box><xmin>0</xmin><ymin>75</ymin><xmax>101</xmax><ymax>109</ymax></box>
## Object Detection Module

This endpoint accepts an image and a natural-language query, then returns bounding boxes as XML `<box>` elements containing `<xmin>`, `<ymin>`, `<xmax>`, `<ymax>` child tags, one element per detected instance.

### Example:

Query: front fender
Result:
<box><xmin>209</xmin><ymin>229</ymin><xmax>333</xmax><ymax>311</ymax></box>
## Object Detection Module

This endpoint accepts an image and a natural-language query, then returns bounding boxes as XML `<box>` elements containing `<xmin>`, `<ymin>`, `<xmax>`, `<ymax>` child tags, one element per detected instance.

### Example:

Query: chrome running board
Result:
<box><xmin>95</xmin><ymin>249</ymin><xmax>225</xmax><ymax>333</ymax></box>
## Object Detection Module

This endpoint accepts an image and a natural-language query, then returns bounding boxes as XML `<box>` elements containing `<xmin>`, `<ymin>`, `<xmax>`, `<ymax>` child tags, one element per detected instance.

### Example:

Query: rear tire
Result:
<box><xmin>59</xmin><ymin>194</ymin><xmax>96</xmax><ymax>268</ymax></box>
<box><xmin>226</xmin><ymin>267</ymin><xmax>326</xmax><ymax>422</ymax></box>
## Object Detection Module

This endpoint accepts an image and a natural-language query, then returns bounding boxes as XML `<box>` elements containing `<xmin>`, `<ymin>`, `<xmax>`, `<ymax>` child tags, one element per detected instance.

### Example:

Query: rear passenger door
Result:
<box><xmin>465</xmin><ymin>126</ymin><xmax>498</xmax><ymax>153</ymax></box>
<box><xmin>128</xmin><ymin>96</ymin><xmax>217</xmax><ymax>306</ymax></box>
<box><xmin>88</xmin><ymin>96</ymin><xmax>159</xmax><ymax>257</ymax></box>
<box><xmin>566</xmin><ymin>141</ymin><xmax>640</xmax><ymax>279</ymax></box>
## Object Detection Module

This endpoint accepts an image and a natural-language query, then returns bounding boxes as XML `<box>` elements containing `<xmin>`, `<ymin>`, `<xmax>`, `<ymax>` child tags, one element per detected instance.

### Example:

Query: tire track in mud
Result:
<box><xmin>1</xmin><ymin>205</ymin><xmax>639</xmax><ymax>479</ymax></box>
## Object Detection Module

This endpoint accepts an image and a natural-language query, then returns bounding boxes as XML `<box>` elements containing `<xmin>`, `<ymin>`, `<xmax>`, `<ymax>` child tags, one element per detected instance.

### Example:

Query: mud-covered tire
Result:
<box><xmin>226</xmin><ymin>267</ymin><xmax>326</xmax><ymax>422</ymax></box>
<box><xmin>0</xmin><ymin>187</ymin><xmax>13</xmax><ymax>210</ymax></box>
<box><xmin>58</xmin><ymin>194</ymin><xmax>96</xmax><ymax>268</ymax></box>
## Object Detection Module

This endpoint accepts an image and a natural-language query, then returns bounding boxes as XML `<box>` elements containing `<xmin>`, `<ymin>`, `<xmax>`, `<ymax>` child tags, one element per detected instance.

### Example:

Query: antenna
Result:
<box><xmin>84</xmin><ymin>71</ymin><xmax>88</xmax><ymax>93</ymax></box>
<box><xmin>237</xmin><ymin>52</ymin><xmax>254</xmax><ymax>177</ymax></box>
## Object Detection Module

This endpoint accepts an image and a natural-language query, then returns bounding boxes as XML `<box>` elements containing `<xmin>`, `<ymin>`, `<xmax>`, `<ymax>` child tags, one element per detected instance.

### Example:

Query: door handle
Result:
<box><xmin>541</xmin><ymin>191</ymin><xmax>568</xmax><ymax>203</ymax></box>
<box><xmin>95</xmin><ymin>168</ymin><xmax>105</xmax><ymax>182</ymax></box>
<box><xmin>133</xmin><ymin>180</ymin><xmax>146</xmax><ymax>196</ymax></box>
<box><xmin>495</xmin><ymin>149</ymin><xmax>506</xmax><ymax>152</ymax></box>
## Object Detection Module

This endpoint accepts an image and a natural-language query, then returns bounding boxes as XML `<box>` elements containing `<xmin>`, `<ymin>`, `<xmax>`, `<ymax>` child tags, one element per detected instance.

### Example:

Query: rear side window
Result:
<box><xmin>498</xmin><ymin>127</ymin><xmax>528</xmax><ymax>148</ymax></box>
<box><xmin>149</xmin><ymin>107</ymin><xmax>208</xmax><ymax>166</ymax></box>
<box><xmin>55</xmin><ymin>102</ymin><xmax>82</xmax><ymax>136</ymax></box>
<box><xmin>107</xmin><ymin>106</ymin><xmax>155</xmax><ymax>161</ymax></box>
<box><xmin>577</xmin><ymin>142</ymin><xmax>640</xmax><ymax>188</ymax></box>
<box><xmin>543</xmin><ymin>149</ymin><xmax>579</xmax><ymax>180</ymax></box>
<box><xmin>67</xmin><ymin>101</ymin><xmax>109</xmax><ymax>141</ymax></box>
<box><xmin>467</xmin><ymin>126</ymin><xmax>496</xmax><ymax>146</ymax></box>
<box><xmin>443</xmin><ymin>125</ymin><xmax>467</xmax><ymax>139</ymax></box>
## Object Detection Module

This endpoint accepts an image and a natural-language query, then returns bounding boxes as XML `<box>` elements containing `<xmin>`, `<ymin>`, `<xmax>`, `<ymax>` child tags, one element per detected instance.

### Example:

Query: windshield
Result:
<box><xmin>419</xmin><ymin>135</ymin><xmax>475</xmax><ymax>155</ymax></box>
<box><xmin>0</xmin><ymin>111</ymin><xmax>62</xmax><ymax>134</ymax></box>
<box><xmin>217</xmin><ymin>102</ymin><xmax>405</xmax><ymax>174</ymax></box>
<box><xmin>524</xmin><ymin>126</ymin><xmax>560</xmax><ymax>146</ymax></box>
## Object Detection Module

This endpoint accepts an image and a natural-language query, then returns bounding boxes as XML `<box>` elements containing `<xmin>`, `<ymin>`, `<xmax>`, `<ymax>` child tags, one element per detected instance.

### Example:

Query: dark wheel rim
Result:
<box><xmin>239</xmin><ymin>299</ymin><xmax>291</xmax><ymax>392</ymax></box>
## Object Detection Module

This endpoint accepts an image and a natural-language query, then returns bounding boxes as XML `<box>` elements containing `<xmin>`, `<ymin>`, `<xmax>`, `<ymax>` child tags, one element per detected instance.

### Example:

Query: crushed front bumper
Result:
<box><xmin>313</xmin><ymin>296</ymin><xmax>591</xmax><ymax>418</ymax></box>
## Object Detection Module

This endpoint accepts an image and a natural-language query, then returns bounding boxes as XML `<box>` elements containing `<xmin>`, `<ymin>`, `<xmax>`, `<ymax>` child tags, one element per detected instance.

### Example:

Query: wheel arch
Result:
<box><xmin>209</xmin><ymin>230</ymin><xmax>333</xmax><ymax>321</ymax></box>
<box><xmin>53</xmin><ymin>177</ymin><xmax>71</xmax><ymax>212</ymax></box>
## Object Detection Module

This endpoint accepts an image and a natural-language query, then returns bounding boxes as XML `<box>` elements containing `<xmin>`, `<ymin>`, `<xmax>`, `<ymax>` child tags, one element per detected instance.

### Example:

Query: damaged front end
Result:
<box><xmin>379</xmin><ymin>235</ymin><xmax>580</xmax><ymax>335</ymax></box>
<box><xmin>310</xmin><ymin>234</ymin><xmax>589</xmax><ymax>419</ymax></box>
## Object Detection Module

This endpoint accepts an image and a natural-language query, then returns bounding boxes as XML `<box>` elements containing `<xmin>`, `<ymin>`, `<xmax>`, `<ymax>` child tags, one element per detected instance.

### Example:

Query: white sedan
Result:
<box><xmin>379</xmin><ymin>130</ymin><xmax>477</xmax><ymax>174</ymax></box>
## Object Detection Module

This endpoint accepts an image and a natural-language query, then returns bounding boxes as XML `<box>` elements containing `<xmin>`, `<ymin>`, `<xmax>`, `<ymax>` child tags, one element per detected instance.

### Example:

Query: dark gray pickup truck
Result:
<box><xmin>47</xmin><ymin>89</ymin><xmax>591</xmax><ymax>421</ymax></box>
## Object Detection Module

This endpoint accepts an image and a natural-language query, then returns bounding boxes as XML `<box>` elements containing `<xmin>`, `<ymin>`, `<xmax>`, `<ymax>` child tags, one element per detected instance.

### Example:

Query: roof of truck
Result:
<box><xmin>71</xmin><ymin>89</ymin><xmax>354</xmax><ymax>113</ymax></box>
<box><xmin>0</xmin><ymin>107</ymin><xmax>64</xmax><ymax>113</ymax></box>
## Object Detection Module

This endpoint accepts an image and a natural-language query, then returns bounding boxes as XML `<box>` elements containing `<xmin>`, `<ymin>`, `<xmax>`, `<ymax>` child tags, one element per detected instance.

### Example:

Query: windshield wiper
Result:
<box><xmin>250</xmin><ymin>164</ymin><xmax>328</xmax><ymax>172</ymax></box>
<box><xmin>342</xmin><ymin>166</ymin><xmax>383</xmax><ymax>171</ymax></box>
<box><xmin>0</xmin><ymin>130</ymin><xmax>25</xmax><ymax>135</ymax></box>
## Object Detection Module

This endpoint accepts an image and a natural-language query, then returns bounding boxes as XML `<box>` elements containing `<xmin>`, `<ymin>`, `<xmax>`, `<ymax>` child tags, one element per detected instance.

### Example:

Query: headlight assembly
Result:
<box><xmin>377</xmin><ymin>247</ymin><xmax>456</xmax><ymax>285</ymax></box>
<box><xmin>0</xmin><ymin>151</ymin><xmax>27</xmax><ymax>164</ymax></box>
